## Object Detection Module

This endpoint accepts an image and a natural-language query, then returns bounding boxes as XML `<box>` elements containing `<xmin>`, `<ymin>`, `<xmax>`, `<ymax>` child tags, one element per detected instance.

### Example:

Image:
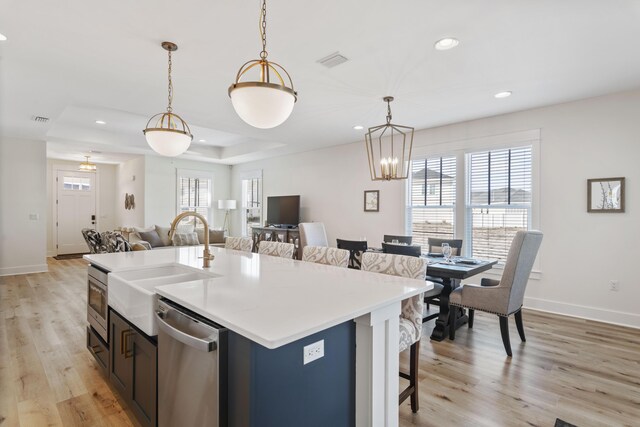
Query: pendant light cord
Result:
<box><xmin>167</xmin><ymin>49</ymin><xmax>173</xmax><ymax>112</ymax></box>
<box><xmin>259</xmin><ymin>0</ymin><xmax>268</xmax><ymax>59</ymax></box>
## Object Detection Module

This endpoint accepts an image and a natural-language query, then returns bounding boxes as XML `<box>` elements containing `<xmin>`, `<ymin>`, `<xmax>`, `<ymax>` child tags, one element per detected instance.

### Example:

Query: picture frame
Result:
<box><xmin>587</xmin><ymin>177</ymin><xmax>625</xmax><ymax>213</ymax></box>
<box><xmin>364</xmin><ymin>190</ymin><xmax>379</xmax><ymax>212</ymax></box>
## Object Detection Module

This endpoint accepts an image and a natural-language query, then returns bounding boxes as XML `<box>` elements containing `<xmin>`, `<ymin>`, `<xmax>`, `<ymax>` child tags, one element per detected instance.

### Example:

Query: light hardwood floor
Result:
<box><xmin>1</xmin><ymin>258</ymin><xmax>639</xmax><ymax>426</ymax></box>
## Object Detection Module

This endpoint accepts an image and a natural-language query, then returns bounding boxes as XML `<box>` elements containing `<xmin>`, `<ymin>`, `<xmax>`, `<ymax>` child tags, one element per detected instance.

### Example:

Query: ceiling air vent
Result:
<box><xmin>317</xmin><ymin>52</ymin><xmax>348</xmax><ymax>68</ymax></box>
<box><xmin>32</xmin><ymin>116</ymin><xmax>50</xmax><ymax>123</ymax></box>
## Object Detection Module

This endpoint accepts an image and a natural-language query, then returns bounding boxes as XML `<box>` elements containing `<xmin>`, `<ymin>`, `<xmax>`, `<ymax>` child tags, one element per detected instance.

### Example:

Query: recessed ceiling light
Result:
<box><xmin>353</xmin><ymin>125</ymin><xmax>364</xmax><ymax>130</ymax></box>
<box><xmin>494</xmin><ymin>91</ymin><xmax>512</xmax><ymax>99</ymax></box>
<box><xmin>198</xmin><ymin>139</ymin><xmax>206</xmax><ymax>143</ymax></box>
<box><xmin>95</xmin><ymin>120</ymin><xmax>106</xmax><ymax>125</ymax></box>
<box><xmin>0</xmin><ymin>33</ymin><xmax>7</xmax><ymax>42</ymax></box>
<box><xmin>434</xmin><ymin>37</ymin><xmax>459</xmax><ymax>51</ymax></box>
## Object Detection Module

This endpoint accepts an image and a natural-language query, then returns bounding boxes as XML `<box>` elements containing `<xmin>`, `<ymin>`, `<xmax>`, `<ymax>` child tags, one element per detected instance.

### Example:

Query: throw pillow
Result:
<box><xmin>175</xmin><ymin>223</ymin><xmax>195</xmax><ymax>234</ymax></box>
<box><xmin>172</xmin><ymin>232</ymin><xmax>200</xmax><ymax>246</ymax></box>
<box><xmin>155</xmin><ymin>225</ymin><xmax>172</xmax><ymax>247</ymax></box>
<box><xmin>139</xmin><ymin>230</ymin><xmax>165</xmax><ymax>248</ymax></box>
<box><xmin>195</xmin><ymin>228</ymin><xmax>225</xmax><ymax>244</ymax></box>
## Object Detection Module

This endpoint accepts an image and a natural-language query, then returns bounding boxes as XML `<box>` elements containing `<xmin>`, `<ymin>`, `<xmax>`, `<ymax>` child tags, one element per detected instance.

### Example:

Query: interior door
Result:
<box><xmin>56</xmin><ymin>170</ymin><xmax>96</xmax><ymax>254</ymax></box>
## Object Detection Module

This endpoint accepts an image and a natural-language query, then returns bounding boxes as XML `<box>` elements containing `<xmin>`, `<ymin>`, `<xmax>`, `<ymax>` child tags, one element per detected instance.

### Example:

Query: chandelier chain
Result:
<box><xmin>260</xmin><ymin>0</ymin><xmax>268</xmax><ymax>59</ymax></box>
<box><xmin>167</xmin><ymin>49</ymin><xmax>173</xmax><ymax>112</ymax></box>
<box><xmin>386</xmin><ymin>98</ymin><xmax>392</xmax><ymax>124</ymax></box>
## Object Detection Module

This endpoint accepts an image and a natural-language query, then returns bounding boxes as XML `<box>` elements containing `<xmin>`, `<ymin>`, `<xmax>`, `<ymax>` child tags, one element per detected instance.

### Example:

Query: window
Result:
<box><xmin>177</xmin><ymin>171</ymin><xmax>212</xmax><ymax>227</ymax></box>
<box><xmin>466</xmin><ymin>146</ymin><xmax>532</xmax><ymax>263</ymax></box>
<box><xmin>241</xmin><ymin>171</ymin><xmax>262</xmax><ymax>236</ymax></box>
<box><xmin>63</xmin><ymin>176</ymin><xmax>91</xmax><ymax>191</ymax></box>
<box><xmin>407</xmin><ymin>155</ymin><xmax>456</xmax><ymax>252</ymax></box>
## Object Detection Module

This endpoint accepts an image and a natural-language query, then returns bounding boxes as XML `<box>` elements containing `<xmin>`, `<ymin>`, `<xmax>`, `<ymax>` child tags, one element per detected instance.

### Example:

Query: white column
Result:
<box><xmin>354</xmin><ymin>301</ymin><xmax>401</xmax><ymax>427</ymax></box>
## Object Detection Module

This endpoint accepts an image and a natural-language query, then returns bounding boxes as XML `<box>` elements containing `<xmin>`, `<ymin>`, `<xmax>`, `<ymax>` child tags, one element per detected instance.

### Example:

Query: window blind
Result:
<box><xmin>407</xmin><ymin>155</ymin><xmax>456</xmax><ymax>251</ymax></box>
<box><xmin>467</xmin><ymin>146</ymin><xmax>532</xmax><ymax>262</ymax></box>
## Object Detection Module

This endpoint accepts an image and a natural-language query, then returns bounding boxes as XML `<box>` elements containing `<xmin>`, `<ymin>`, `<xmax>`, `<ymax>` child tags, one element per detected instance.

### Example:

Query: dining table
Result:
<box><xmin>423</xmin><ymin>256</ymin><xmax>498</xmax><ymax>341</ymax></box>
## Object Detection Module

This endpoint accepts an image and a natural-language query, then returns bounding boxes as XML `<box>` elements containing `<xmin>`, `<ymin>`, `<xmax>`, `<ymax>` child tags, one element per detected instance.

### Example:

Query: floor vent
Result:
<box><xmin>317</xmin><ymin>52</ymin><xmax>348</xmax><ymax>68</ymax></box>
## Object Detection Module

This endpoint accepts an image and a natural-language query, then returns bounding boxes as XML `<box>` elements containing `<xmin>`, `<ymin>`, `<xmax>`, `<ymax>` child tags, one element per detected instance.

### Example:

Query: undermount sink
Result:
<box><xmin>108</xmin><ymin>264</ymin><xmax>219</xmax><ymax>336</ymax></box>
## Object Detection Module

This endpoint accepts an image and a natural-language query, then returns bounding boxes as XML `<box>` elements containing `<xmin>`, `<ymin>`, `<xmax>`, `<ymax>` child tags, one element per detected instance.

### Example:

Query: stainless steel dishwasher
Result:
<box><xmin>155</xmin><ymin>298</ymin><xmax>227</xmax><ymax>427</ymax></box>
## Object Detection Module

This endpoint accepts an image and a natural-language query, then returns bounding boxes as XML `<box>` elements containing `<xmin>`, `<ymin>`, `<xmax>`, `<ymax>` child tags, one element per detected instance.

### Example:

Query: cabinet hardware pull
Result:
<box><xmin>120</xmin><ymin>329</ymin><xmax>135</xmax><ymax>358</ymax></box>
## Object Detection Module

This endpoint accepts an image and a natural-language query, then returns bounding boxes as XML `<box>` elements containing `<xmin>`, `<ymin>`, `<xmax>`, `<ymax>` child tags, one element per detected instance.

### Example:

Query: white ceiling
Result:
<box><xmin>2</xmin><ymin>0</ymin><xmax>640</xmax><ymax>165</ymax></box>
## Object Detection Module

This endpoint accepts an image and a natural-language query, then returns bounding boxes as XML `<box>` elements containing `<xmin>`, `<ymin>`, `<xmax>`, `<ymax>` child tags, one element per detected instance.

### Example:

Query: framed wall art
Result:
<box><xmin>364</xmin><ymin>190</ymin><xmax>379</xmax><ymax>212</ymax></box>
<box><xmin>587</xmin><ymin>177</ymin><xmax>625</xmax><ymax>213</ymax></box>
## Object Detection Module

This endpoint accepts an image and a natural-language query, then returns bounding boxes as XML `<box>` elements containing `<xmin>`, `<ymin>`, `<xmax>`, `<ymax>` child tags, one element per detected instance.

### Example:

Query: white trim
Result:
<box><xmin>354</xmin><ymin>301</ymin><xmax>401</xmax><ymax>427</ymax></box>
<box><xmin>51</xmin><ymin>164</ymin><xmax>99</xmax><ymax>256</ymax></box>
<box><xmin>524</xmin><ymin>297</ymin><xmax>640</xmax><ymax>329</ymax></box>
<box><xmin>0</xmin><ymin>264</ymin><xmax>49</xmax><ymax>276</ymax></box>
<box><xmin>175</xmin><ymin>168</ymin><xmax>214</xmax><ymax>225</ymax></box>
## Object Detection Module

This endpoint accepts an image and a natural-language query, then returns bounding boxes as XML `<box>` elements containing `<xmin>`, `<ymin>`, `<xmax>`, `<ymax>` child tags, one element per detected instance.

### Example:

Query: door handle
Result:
<box><xmin>120</xmin><ymin>329</ymin><xmax>135</xmax><ymax>359</ymax></box>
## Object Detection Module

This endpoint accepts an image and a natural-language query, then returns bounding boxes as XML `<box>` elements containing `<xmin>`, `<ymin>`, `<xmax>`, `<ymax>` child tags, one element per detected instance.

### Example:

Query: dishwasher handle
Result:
<box><xmin>155</xmin><ymin>308</ymin><xmax>218</xmax><ymax>352</ymax></box>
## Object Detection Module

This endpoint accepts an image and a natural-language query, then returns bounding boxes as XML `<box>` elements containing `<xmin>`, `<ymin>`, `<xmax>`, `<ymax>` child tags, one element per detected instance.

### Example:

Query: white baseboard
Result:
<box><xmin>0</xmin><ymin>264</ymin><xmax>49</xmax><ymax>277</ymax></box>
<box><xmin>524</xmin><ymin>296</ymin><xmax>640</xmax><ymax>329</ymax></box>
<box><xmin>47</xmin><ymin>250</ymin><xmax>56</xmax><ymax>257</ymax></box>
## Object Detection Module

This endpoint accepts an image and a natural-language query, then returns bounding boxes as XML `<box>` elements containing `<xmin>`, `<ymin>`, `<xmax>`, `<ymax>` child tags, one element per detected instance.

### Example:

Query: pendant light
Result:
<box><xmin>364</xmin><ymin>97</ymin><xmax>414</xmax><ymax>181</ymax></box>
<box><xmin>228</xmin><ymin>0</ymin><xmax>297</xmax><ymax>129</ymax></box>
<box><xmin>143</xmin><ymin>42</ymin><xmax>193</xmax><ymax>157</ymax></box>
<box><xmin>78</xmin><ymin>156</ymin><xmax>97</xmax><ymax>172</ymax></box>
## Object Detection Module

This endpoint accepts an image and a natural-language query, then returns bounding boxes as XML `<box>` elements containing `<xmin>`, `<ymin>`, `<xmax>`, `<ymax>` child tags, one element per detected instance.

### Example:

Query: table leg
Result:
<box><xmin>430</xmin><ymin>278</ymin><xmax>468</xmax><ymax>341</ymax></box>
<box><xmin>354</xmin><ymin>301</ymin><xmax>401</xmax><ymax>427</ymax></box>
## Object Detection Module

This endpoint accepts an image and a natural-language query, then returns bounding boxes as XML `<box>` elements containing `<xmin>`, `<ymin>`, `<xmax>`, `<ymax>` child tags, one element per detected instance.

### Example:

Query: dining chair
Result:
<box><xmin>427</xmin><ymin>237</ymin><xmax>463</xmax><ymax>256</ymax></box>
<box><xmin>336</xmin><ymin>239</ymin><xmax>368</xmax><ymax>269</ymax></box>
<box><xmin>299</xmin><ymin>222</ymin><xmax>329</xmax><ymax>248</ymax></box>
<box><xmin>361</xmin><ymin>252</ymin><xmax>427</xmax><ymax>413</ymax></box>
<box><xmin>225</xmin><ymin>236</ymin><xmax>253</xmax><ymax>253</ymax></box>
<box><xmin>258</xmin><ymin>241</ymin><xmax>295</xmax><ymax>259</ymax></box>
<box><xmin>302</xmin><ymin>246</ymin><xmax>349</xmax><ymax>268</ymax></box>
<box><xmin>383</xmin><ymin>234</ymin><xmax>412</xmax><ymax>244</ymax></box>
<box><xmin>382</xmin><ymin>242</ymin><xmax>422</xmax><ymax>257</ymax></box>
<box><xmin>424</xmin><ymin>238</ymin><xmax>464</xmax><ymax>316</ymax></box>
<box><xmin>448</xmin><ymin>230</ymin><xmax>543</xmax><ymax>357</ymax></box>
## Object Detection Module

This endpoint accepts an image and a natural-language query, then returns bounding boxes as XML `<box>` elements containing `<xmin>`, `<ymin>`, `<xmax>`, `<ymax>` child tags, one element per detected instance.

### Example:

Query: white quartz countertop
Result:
<box><xmin>85</xmin><ymin>246</ymin><xmax>430</xmax><ymax>349</ymax></box>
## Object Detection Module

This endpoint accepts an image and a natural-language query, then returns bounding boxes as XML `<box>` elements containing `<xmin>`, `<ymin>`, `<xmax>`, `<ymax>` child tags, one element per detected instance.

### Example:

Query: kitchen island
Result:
<box><xmin>85</xmin><ymin>246</ymin><xmax>430</xmax><ymax>427</ymax></box>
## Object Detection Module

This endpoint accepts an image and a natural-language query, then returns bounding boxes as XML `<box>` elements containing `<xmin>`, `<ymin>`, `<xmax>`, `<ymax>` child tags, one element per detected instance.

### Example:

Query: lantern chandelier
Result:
<box><xmin>365</xmin><ymin>96</ymin><xmax>414</xmax><ymax>181</ymax></box>
<box><xmin>228</xmin><ymin>0</ymin><xmax>297</xmax><ymax>129</ymax></box>
<box><xmin>143</xmin><ymin>42</ymin><xmax>193</xmax><ymax>157</ymax></box>
<box><xmin>78</xmin><ymin>156</ymin><xmax>97</xmax><ymax>172</ymax></box>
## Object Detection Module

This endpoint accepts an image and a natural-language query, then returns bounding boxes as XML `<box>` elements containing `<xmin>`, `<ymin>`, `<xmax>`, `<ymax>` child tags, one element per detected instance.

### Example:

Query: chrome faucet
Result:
<box><xmin>169</xmin><ymin>211</ymin><xmax>215</xmax><ymax>268</ymax></box>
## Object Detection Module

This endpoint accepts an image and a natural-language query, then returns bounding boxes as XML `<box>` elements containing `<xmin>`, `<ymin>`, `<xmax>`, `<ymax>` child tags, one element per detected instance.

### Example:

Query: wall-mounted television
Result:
<box><xmin>266</xmin><ymin>195</ymin><xmax>300</xmax><ymax>227</ymax></box>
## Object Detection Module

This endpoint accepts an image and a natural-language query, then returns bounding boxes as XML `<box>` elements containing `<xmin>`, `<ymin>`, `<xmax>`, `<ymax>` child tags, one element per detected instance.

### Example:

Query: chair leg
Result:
<box><xmin>468</xmin><ymin>309</ymin><xmax>475</xmax><ymax>329</ymax></box>
<box><xmin>499</xmin><ymin>316</ymin><xmax>512</xmax><ymax>357</ymax></box>
<box><xmin>514</xmin><ymin>309</ymin><xmax>526</xmax><ymax>342</ymax></box>
<box><xmin>410</xmin><ymin>341</ymin><xmax>420</xmax><ymax>413</ymax></box>
<box><xmin>448</xmin><ymin>307</ymin><xmax>456</xmax><ymax>340</ymax></box>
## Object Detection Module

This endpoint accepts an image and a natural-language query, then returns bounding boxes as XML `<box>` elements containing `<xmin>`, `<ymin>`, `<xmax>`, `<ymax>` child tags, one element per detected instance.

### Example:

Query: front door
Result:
<box><xmin>56</xmin><ymin>170</ymin><xmax>96</xmax><ymax>255</ymax></box>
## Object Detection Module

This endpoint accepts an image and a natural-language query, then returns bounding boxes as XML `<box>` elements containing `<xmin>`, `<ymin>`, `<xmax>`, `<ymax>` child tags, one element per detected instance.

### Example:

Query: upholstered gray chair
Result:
<box><xmin>225</xmin><ymin>236</ymin><xmax>253</xmax><ymax>253</ymax></box>
<box><xmin>302</xmin><ymin>246</ymin><xmax>349</xmax><ymax>268</ymax></box>
<box><xmin>258</xmin><ymin>241</ymin><xmax>295</xmax><ymax>259</ymax></box>
<box><xmin>448</xmin><ymin>230</ymin><xmax>543</xmax><ymax>357</ymax></box>
<box><xmin>299</xmin><ymin>222</ymin><xmax>328</xmax><ymax>248</ymax></box>
<box><xmin>361</xmin><ymin>252</ymin><xmax>427</xmax><ymax>413</ymax></box>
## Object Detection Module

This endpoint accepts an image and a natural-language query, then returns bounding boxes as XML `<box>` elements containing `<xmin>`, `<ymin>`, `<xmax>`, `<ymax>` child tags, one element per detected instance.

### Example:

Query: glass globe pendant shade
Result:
<box><xmin>144</xmin><ymin>129</ymin><xmax>192</xmax><ymax>157</ymax></box>
<box><xmin>230</xmin><ymin>82</ymin><xmax>296</xmax><ymax>129</ymax></box>
<box><xmin>143</xmin><ymin>111</ymin><xmax>192</xmax><ymax>157</ymax></box>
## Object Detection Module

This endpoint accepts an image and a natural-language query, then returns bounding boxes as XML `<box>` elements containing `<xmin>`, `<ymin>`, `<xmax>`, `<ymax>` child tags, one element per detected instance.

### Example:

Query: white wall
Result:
<box><xmin>144</xmin><ymin>156</ymin><xmax>232</xmax><ymax>229</ymax></box>
<box><xmin>116</xmin><ymin>156</ymin><xmax>145</xmax><ymax>228</ymax></box>
<box><xmin>232</xmin><ymin>89</ymin><xmax>640</xmax><ymax>328</ymax></box>
<box><xmin>0</xmin><ymin>138</ymin><xmax>48</xmax><ymax>275</ymax></box>
<box><xmin>45</xmin><ymin>159</ymin><xmax>118</xmax><ymax>256</ymax></box>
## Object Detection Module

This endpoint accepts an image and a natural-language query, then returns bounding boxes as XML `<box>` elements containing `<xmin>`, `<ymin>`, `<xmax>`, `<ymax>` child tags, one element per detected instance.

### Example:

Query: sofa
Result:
<box><xmin>129</xmin><ymin>224</ymin><xmax>226</xmax><ymax>251</ymax></box>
